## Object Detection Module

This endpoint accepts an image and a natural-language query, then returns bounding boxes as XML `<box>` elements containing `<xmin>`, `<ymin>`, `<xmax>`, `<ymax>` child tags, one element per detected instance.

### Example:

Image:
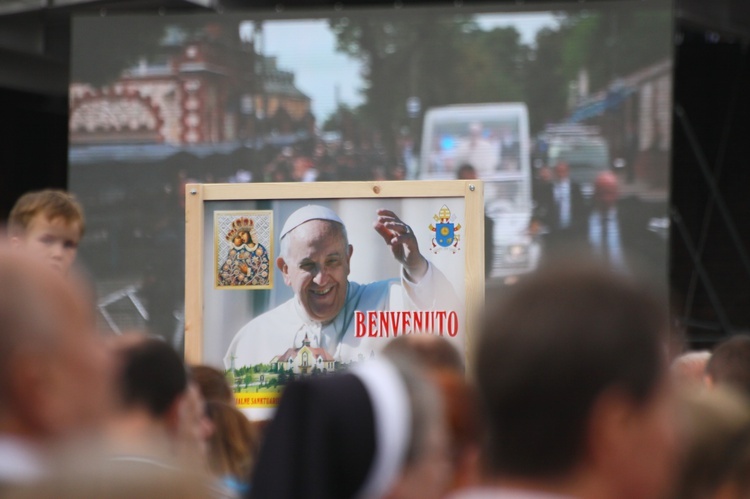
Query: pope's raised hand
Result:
<box><xmin>373</xmin><ymin>209</ymin><xmax>428</xmax><ymax>282</ymax></box>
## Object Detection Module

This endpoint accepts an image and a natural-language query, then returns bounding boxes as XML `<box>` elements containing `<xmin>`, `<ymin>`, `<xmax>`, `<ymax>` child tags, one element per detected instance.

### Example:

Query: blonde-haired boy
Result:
<box><xmin>8</xmin><ymin>189</ymin><xmax>85</xmax><ymax>274</ymax></box>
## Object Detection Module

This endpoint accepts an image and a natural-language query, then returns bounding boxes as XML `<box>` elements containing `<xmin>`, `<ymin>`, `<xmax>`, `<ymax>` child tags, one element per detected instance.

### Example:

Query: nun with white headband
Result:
<box><xmin>248</xmin><ymin>355</ymin><xmax>451</xmax><ymax>499</ymax></box>
<box><xmin>224</xmin><ymin>204</ymin><xmax>459</xmax><ymax>370</ymax></box>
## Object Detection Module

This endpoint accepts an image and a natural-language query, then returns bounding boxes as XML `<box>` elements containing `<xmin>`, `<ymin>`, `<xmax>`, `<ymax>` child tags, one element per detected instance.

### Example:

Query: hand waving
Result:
<box><xmin>373</xmin><ymin>209</ymin><xmax>428</xmax><ymax>282</ymax></box>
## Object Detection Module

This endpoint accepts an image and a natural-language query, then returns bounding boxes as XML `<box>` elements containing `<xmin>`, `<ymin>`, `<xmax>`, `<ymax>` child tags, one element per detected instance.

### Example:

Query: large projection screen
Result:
<box><xmin>69</xmin><ymin>2</ymin><xmax>673</xmax><ymax>352</ymax></box>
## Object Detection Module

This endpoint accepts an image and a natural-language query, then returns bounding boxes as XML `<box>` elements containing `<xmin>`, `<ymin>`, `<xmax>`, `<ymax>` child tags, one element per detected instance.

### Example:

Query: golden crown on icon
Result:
<box><xmin>226</xmin><ymin>217</ymin><xmax>255</xmax><ymax>241</ymax></box>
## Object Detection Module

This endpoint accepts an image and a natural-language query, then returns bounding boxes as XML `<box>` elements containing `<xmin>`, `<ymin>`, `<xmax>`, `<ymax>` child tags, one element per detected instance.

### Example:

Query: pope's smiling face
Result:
<box><xmin>277</xmin><ymin>220</ymin><xmax>352</xmax><ymax>324</ymax></box>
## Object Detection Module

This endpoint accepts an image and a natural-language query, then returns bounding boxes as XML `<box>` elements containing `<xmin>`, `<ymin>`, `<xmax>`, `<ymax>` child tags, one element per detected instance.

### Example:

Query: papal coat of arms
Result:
<box><xmin>429</xmin><ymin>205</ymin><xmax>462</xmax><ymax>254</ymax></box>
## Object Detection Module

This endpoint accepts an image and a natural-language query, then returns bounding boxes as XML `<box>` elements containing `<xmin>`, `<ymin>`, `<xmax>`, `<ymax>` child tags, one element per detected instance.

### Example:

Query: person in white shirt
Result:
<box><xmin>588</xmin><ymin>171</ymin><xmax>627</xmax><ymax>272</ymax></box>
<box><xmin>224</xmin><ymin>204</ymin><xmax>459</xmax><ymax>370</ymax></box>
<box><xmin>455</xmin><ymin>122</ymin><xmax>500</xmax><ymax>176</ymax></box>
<box><xmin>551</xmin><ymin>162</ymin><xmax>585</xmax><ymax>233</ymax></box>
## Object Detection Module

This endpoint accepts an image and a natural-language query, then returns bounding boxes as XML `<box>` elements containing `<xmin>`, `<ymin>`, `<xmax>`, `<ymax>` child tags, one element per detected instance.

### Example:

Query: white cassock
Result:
<box><xmin>224</xmin><ymin>263</ymin><xmax>461</xmax><ymax>368</ymax></box>
<box><xmin>455</xmin><ymin>138</ymin><xmax>500</xmax><ymax>176</ymax></box>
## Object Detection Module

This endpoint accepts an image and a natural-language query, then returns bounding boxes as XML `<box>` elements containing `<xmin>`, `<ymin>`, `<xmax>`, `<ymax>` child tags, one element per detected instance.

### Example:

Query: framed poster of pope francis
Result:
<box><xmin>185</xmin><ymin>181</ymin><xmax>484</xmax><ymax>420</ymax></box>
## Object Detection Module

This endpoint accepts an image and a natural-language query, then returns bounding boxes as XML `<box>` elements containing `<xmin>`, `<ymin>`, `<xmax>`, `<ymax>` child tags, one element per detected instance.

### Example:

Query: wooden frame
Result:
<box><xmin>185</xmin><ymin>180</ymin><xmax>484</xmax><ymax>415</ymax></box>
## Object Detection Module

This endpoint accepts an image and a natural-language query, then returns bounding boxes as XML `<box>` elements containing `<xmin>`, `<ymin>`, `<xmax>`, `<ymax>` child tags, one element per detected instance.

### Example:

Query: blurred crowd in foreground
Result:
<box><xmin>1</xmin><ymin>189</ymin><xmax>749</xmax><ymax>499</ymax></box>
